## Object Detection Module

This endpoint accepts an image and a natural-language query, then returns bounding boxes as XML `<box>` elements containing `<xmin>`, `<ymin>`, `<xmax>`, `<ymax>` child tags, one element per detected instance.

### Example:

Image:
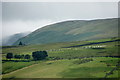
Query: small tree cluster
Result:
<box><xmin>32</xmin><ymin>51</ymin><xmax>48</xmax><ymax>60</ymax></box>
<box><xmin>6</xmin><ymin>53</ymin><xmax>31</xmax><ymax>60</ymax></box>
<box><xmin>6</xmin><ymin>51</ymin><xmax>48</xmax><ymax>61</ymax></box>
<box><xmin>14</xmin><ymin>54</ymin><xmax>30</xmax><ymax>59</ymax></box>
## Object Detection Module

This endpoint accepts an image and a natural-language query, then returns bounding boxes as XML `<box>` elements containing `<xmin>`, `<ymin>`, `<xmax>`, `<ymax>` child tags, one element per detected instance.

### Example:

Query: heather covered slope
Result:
<box><xmin>13</xmin><ymin>18</ymin><xmax>118</xmax><ymax>45</ymax></box>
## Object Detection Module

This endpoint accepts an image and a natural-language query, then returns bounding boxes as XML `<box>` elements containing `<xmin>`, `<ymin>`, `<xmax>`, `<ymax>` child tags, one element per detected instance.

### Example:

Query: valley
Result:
<box><xmin>1</xmin><ymin>38</ymin><xmax>120</xmax><ymax>79</ymax></box>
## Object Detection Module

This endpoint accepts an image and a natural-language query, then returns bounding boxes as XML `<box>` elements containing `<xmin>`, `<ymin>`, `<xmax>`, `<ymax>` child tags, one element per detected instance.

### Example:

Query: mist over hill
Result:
<box><xmin>2</xmin><ymin>32</ymin><xmax>30</xmax><ymax>46</ymax></box>
<box><xmin>13</xmin><ymin>18</ymin><xmax>118</xmax><ymax>45</ymax></box>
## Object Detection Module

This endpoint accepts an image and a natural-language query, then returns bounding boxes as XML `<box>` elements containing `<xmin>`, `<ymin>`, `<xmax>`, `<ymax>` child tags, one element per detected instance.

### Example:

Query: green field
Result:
<box><xmin>2</xmin><ymin>61</ymin><xmax>36</xmax><ymax>74</ymax></box>
<box><xmin>2</xmin><ymin>38</ymin><xmax>120</xmax><ymax>58</ymax></box>
<box><xmin>2</xmin><ymin>57</ymin><xmax>119</xmax><ymax>78</ymax></box>
<box><xmin>1</xmin><ymin>38</ymin><xmax>120</xmax><ymax>78</ymax></box>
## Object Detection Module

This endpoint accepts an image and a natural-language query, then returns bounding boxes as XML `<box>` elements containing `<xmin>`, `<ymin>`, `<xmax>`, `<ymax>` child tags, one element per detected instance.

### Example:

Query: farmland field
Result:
<box><xmin>2</xmin><ymin>57</ymin><xmax>120</xmax><ymax>78</ymax></box>
<box><xmin>1</xmin><ymin>38</ymin><xmax>120</xmax><ymax>79</ymax></box>
<box><xmin>2</xmin><ymin>38</ymin><xmax>120</xmax><ymax>59</ymax></box>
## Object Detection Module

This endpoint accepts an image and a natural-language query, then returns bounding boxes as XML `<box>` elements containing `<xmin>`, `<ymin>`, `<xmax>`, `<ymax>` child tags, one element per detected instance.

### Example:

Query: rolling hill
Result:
<box><xmin>13</xmin><ymin>18</ymin><xmax>118</xmax><ymax>45</ymax></box>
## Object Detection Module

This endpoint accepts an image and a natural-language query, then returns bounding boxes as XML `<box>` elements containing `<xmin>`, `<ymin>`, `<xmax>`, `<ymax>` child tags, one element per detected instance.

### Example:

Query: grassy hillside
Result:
<box><xmin>3</xmin><ymin>57</ymin><xmax>120</xmax><ymax>78</ymax></box>
<box><xmin>2</xmin><ymin>38</ymin><xmax>120</xmax><ymax>59</ymax></box>
<box><xmin>13</xmin><ymin>18</ymin><xmax>118</xmax><ymax>45</ymax></box>
<box><xmin>2</xmin><ymin>38</ymin><xmax>120</xmax><ymax>78</ymax></box>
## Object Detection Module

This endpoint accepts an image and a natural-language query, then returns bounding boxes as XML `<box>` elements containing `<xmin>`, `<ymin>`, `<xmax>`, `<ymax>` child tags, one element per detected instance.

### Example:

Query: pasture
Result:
<box><xmin>1</xmin><ymin>38</ymin><xmax>120</xmax><ymax>78</ymax></box>
<box><xmin>2</xmin><ymin>57</ymin><xmax>119</xmax><ymax>78</ymax></box>
<box><xmin>2</xmin><ymin>61</ymin><xmax>36</xmax><ymax>74</ymax></box>
<box><xmin>2</xmin><ymin>38</ymin><xmax>120</xmax><ymax>60</ymax></box>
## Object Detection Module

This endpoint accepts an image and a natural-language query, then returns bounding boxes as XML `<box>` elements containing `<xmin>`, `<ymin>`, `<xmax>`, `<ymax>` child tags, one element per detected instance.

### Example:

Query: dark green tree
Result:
<box><xmin>43</xmin><ymin>51</ymin><xmax>48</xmax><ymax>57</ymax></box>
<box><xmin>6</xmin><ymin>53</ymin><xmax>13</xmax><ymax>60</ymax></box>
<box><xmin>32</xmin><ymin>51</ymin><xmax>48</xmax><ymax>60</ymax></box>
<box><xmin>21</xmin><ymin>54</ymin><xmax>25</xmax><ymax>59</ymax></box>
<box><xmin>24</xmin><ymin>54</ymin><xmax>31</xmax><ymax>59</ymax></box>
<box><xmin>19</xmin><ymin>41</ymin><xmax>23</xmax><ymax>45</ymax></box>
<box><xmin>14</xmin><ymin>54</ymin><xmax>22</xmax><ymax>59</ymax></box>
<box><xmin>14</xmin><ymin>54</ymin><xmax>18</xmax><ymax>59</ymax></box>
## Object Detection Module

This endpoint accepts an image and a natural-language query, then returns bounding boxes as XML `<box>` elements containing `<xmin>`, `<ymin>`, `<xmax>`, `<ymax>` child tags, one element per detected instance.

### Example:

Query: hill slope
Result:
<box><xmin>2</xmin><ymin>32</ymin><xmax>30</xmax><ymax>46</ymax></box>
<box><xmin>13</xmin><ymin>18</ymin><xmax>118</xmax><ymax>45</ymax></box>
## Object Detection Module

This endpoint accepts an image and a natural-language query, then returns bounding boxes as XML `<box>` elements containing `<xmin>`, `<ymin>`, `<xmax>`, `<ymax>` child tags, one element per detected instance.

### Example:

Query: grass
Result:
<box><xmin>2</xmin><ymin>61</ymin><xmax>36</xmax><ymax>74</ymax></box>
<box><xmin>1</xmin><ymin>38</ymin><xmax>119</xmax><ymax>54</ymax></box>
<box><xmin>1</xmin><ymin>38</ymin><xmax>120</xmax><ymax>78</ymax></box>
<box><xmin>61</xmin><ymin>57</ymin><xmax>119</xmax><ymax>78</ymax></box>
<box><xmin>2</xmin><ymin>40</ymin><xmax>119</xmax><ymax>60</ymax></box>
<box><xmin>73</xmin><ymin>58</ymin><xmax>93</xmax><ymax>64</ymax></box>
<box><xmin>2</xmin><ymin>57</ymin><xmax>120</xmax><ymax>78</ymax></box>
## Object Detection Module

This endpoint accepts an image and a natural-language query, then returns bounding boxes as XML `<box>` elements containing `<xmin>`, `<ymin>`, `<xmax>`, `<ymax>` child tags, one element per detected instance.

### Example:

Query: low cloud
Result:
<box><xmin>2</xmin><ymin>19</ymin><xmax>56</xmax><ymax>38</ymax></box>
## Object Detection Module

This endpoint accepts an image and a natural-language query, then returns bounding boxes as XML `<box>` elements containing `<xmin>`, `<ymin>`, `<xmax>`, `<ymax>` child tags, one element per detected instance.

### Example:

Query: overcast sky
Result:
<box><xmin>2</xmin><ymin>2</ymin><xmax>118</xmax><ymax>39</ymax></box>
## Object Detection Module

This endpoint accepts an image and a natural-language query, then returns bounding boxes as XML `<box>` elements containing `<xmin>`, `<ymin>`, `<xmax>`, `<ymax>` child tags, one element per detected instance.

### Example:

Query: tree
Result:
<box><xmin>32</xmin><ymin>51</ymin><xmax>48</xmax><ymax>60</ymax></box>
<box><xmin>6</xmin><ymin>53</ymin><xmax>13</xmax><ymax>60</ymax></box>
<box><xmin>14</xmin><ymin>54</ymin><xmax>22</xmax><ymax>59</ymax></box>
<box><xmin>19</xmin><ymin>41</ymin><xmax>23</xmax><ymax>45</ymax></box>
<box><xmin>14</xmin><ymin>54</ymin><xmax>18</xmax><ymax>59</ymax></box>
<box><xmin>21</xmin><ymin>54</ymin><xmax>25</xmax><ymax>59</ymax></box>
<box><xmin>24</xmin><ymin>54</ymin><xmax>31</xmax><ymax>59</ymax></box>
<box><xmin>43</xmin><ymin>51</ymin><xmax>48</xmax><ymax>57</ymax></box>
